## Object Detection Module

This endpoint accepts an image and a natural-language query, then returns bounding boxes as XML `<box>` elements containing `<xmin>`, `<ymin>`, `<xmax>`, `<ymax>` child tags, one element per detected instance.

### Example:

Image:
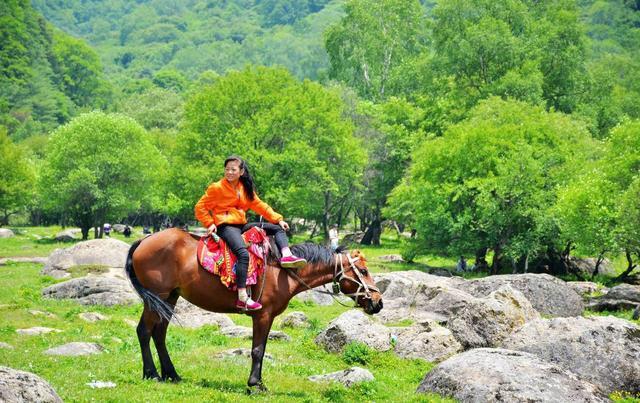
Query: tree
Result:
<box><xmin>325</xmin><ymin>0</ymin><xmax>425</xmax><ymax>101</ymax></box>
<box><xmin>0</xmin><ymin>128</ymin><xmax>35</xmax><ymax>225</ymax></box>
<box><xmin>39</xmin><ymin>111</ymin><xmax>167</xmax><ymax>239</ymax></box>
<box><xmin>385</xmin><ymin>97</ymin><xmax>598</xmax><ymax>273</ymax></box>
<box><xmin>171</xmin><ymin>66</ymin><xmax>365</xmax><ymax>233</ymax></box>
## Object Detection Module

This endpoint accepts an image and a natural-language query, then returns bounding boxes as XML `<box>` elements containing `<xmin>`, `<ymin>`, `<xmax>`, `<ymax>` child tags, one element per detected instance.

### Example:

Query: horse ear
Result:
<box><xmin>350</xmin><ymin>250</ymin><xmax>365</xmax><ymax>260</ymax></box>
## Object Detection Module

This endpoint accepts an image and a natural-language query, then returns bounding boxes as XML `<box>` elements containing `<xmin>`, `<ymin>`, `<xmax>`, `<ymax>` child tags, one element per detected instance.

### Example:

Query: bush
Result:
<box><xmin>342</xmin><ymin>341</ymin><xmax>373</xmax><ymax>365</ymax></box>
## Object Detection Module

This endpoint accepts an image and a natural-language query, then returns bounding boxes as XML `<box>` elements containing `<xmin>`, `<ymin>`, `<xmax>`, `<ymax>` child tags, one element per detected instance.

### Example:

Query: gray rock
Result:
<box><xmin>0</xmin><ymin>366</ymin><xmax>62</xmax><ymax>402</ymax></box>
<box><xmin>171</xmin><ymin>299</ymin><xmax>234</xmax><ymax>329</ymax></box>
<box><xmin>112</xmin><ymin>224</ymin><xmax>126</xmax><ymax>233</ymax></box>
<box><xmin>42</xmin><ymin>238</ymin><xmax>130</xmax><ymax>279</ymax></box>
<box><xmin>417</xmin><ymin>348</ymin><xmax>607</xmax><ymax>402</ymax></box>
<box><xmin>79</xmin><ymin>312</ymin><xmax>109</xmax><ymax>322</ymax></box>
<box><xmin>219</xmin><ymin>326</ymin><xmax>291</xmax><ymax>341</ymax></box>
<box><xmin>566</xmin><ymin>281</ymin><xmax>606</xmax><ymax>298</ymax></box>
<box><xmin>16</xmin><ymin>327</ymin><xmax>62</xmax><ymax>336</ymax></box>
<box><xmin>44</xmin><ymin>342</ymin><xmax>104</xmax><ymax>356</ymax></box>
<box><xmin>54</xmin><ymin>229</ymin><xmax>79</xmax><ymax>242</ymax></box>
<box><xmin>215</xmin><ymin>348</ymin><xmax>274</xmax><ymax>361</ymax></box>
<box><xmin>0</xmin><ymin>342</ymin><xmax>14</xmax><ymax>349</ymax></box>
<box><xmin>586</xmin><ymin>298</ymin><xmax>639</xmax><ymax>312</ymax></box>
<box><xmin>86</xmin><ymin>380</ymin><xmax>116</xmax><ymax>388</ymax></box>
<box><xmin>308</xmin><ymin>367</ymin><xmax>374</xmax><ymax>387</ymax></box>
<box><xmin>448</xmin><ymin>285</ymin><xmax>540</xmax><ymax>349</ymax></box>
<box><xmin>294</xmin><ymin>285</ymin><xmax>335</xmax><ymax>306</ymax></box>
<box><xmin>280</xmin><ymin>311</ymin><xmax>309</xmax><ymax>328</ymax></box>
<box><xmin>501</xmin><ymin>315</ymin><xmax>640</xmax><ymax>394</ymax></box>
<box><xmin>459</xmin><ymin>273</ymin><xmax>583</xmax><ymax>317</ymax></box>
<box><xmin>377</xmin><ymin>254</ymin><xmax>404</xmax><ymax>263</ymax></box>
<box><xmin>315</xmin><ymin>310</ymin><xmax>391</xmax><ymax>353</ymax></box>
<box><xmin>570</xmin><ymin>257</ymin><xmax>616</xmax><ymax>277</ymax></box>
<box><xmin>604</xmin><ymin>283</ymin><xmax>640</xmax><ymax>302</ymax></box>
<box><xmin>0</xmin><ymin>228</ymin><xmax>15</xmax><ymax>238</ymax></box>
<box><xmin>42</xmin><ymin>276</ymin><xmax>139</xmax><ymax>306</ymax></box>
<box><xmin>28</xmin><ymin>310</ymin><xmax>56</xmax><ymax>318</ymax></box>
<box><xmin>394</xmin><ymin>321</ymin><xmax>463</xmax><ymax>363</ymax></box>
<box><xmin>374</xmin><ymin>271</ymin><xmax>465</xmax><ymax>301</ymax></box>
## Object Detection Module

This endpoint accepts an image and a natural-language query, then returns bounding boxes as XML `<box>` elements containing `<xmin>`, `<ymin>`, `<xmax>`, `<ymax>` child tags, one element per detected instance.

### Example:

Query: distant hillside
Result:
<box><xmin>0</xmin><ymin>0</ymin><xmax>110</xmax><ymax>140</ymax></box>
<box><xmin>31</xmin><ymin>0</ymin><xmax>344</xmax><ymax>84</ymax></box>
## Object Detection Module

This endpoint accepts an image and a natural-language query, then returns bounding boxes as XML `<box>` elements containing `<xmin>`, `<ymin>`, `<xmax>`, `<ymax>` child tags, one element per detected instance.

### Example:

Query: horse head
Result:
<box><xmin>336</xmin><ymin>250</ymin><xmax>383</xmax><ymax>315</ymax></box>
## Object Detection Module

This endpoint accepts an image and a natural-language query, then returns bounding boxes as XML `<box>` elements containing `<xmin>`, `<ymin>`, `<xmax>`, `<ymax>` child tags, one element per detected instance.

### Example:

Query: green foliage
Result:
<box><xmin>342</xmin><ymin>341</ymin><xmax>374</xmax><ymax>365</ymax></box>
<box><xmin>172</xmin><ymin>66</ymin><xmax>365</xmax><ymax>226</ymax></box>
<box><xmin>386</xmin><ymin>97</ymin><xmax>598</xmax><ymax>264</ymax></box>
<box><xmin>325</xmin><ymin>0</ymin><xmax>426</xmax><ymax>101</ymax></box>
<box><xmin>0</xmin><ymin>129</ymin><xmax>36</xmax><ymax>225</ymax></box>
<box><xmin>117</xmin><ymin>87</ymin><xmax>184</xmax><ymax>130</ymax></box>
<box><xmin>39</xmin><ymin>112</ymin><xmax>168</xmax><ymax>238</ymax></box>
<box><xmin>0</xmin><ymin>0</ymin><xmax>110</xmax><ymax>139</ymax></box>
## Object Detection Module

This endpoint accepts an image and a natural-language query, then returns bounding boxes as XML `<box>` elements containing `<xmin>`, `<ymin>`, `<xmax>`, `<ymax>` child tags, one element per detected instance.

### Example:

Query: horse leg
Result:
<box><xmin>247</xmin><ymin>313</ymin><xmax>274</xmax><ymax>394</ymax></box>
<box><xmin>152</xmin><ymin>292</ymin><xmax>181</xmax><ymax>382</ymax></box>
<box><xmin>137</xmin><ymin>304</ymin><xmax>161</xmax><ymax>380</ymax></box>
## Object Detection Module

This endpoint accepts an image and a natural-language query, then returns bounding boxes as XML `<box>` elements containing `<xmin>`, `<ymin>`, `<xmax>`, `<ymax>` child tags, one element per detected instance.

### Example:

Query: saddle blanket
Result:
<box><xmin>197</xmin><ymin>226</ymin><xmax>270</xmax><ymax>290</ymax></box>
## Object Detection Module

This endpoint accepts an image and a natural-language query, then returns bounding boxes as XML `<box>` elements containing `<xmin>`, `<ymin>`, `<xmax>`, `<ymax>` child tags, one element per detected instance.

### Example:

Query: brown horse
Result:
<box><xmin>124</xmin><ymin>228</ymin><xmax>383</xmax><ymax>392</ymax></box>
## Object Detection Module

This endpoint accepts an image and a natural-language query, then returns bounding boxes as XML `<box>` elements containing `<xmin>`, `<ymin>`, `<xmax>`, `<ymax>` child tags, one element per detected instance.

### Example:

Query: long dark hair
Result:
<box><xmin>224</xmin><ymin>155</ymin><xmax>255</xmax><ymax>201</ymax></box>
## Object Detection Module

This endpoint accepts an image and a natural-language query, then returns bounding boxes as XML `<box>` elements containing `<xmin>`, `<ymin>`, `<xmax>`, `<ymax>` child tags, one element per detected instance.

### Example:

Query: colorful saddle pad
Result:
<box><xmin>197</xmin><ymin>226</ymin><xmax>270</xmax><ymax>290</ymax></box>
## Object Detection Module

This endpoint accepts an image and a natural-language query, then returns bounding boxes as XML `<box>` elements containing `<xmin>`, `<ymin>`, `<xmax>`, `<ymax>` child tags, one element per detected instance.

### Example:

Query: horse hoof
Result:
<box><xmin>246</xmin><ymin>383</ymin><xmax>268</xmax><ymax>395</ymax></box>
<box><xmin>143</xmin><ymin>374</ymin><xmax>161</xmax><ymax>382</ymax></box>
<box><xmin>163</xmin><ymin>374</ymin><xmax>182</xmax><ymax>383</ymax></box>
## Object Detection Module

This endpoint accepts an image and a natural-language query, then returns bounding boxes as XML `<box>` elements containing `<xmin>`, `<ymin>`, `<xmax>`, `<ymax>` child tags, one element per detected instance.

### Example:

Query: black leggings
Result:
<box><xmin>217</xmin><ymin>222</ymin><xmax>289</xmax><ymax>289</ymax></box>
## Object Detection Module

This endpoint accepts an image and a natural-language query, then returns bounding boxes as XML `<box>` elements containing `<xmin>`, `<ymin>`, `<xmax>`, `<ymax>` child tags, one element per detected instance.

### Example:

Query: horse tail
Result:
<box><xmin>125</xmin><ymin>238</ymin><xmax>175</xmax><ymax>323</ymax></box>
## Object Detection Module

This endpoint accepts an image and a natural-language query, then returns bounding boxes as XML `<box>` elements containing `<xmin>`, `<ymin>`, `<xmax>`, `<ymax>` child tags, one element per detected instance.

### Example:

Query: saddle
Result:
<box><xmin>197</xmin><ymin>226</ymin><xmax>270</xmax><ymax>290</ymax></box>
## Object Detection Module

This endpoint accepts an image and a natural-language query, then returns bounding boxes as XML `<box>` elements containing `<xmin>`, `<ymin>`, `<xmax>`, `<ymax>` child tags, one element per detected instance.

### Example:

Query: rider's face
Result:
<box><xmin>224</xmin><ymin>160</ymin><xmax>244</xmax><ymax>184</ymax></box>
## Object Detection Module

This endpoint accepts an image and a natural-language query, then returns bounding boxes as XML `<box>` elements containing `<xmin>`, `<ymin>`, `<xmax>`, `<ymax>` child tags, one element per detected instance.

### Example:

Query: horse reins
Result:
<box><xmin>281</xmin><ymin>252</ymin><xmax>380</xmax><ymax>307</ymax></box>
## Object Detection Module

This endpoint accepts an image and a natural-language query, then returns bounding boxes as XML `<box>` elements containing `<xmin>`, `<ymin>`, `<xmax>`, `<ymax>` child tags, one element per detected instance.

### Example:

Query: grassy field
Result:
<box><xmin>2</xmin><ymin>227</ymin><xmax>638</xmax><ymax>402</ymax></box>
<box><xmin>0</xmin><ymin>230</ymin><xmax>453</xmax><ymax>402</ymax></box>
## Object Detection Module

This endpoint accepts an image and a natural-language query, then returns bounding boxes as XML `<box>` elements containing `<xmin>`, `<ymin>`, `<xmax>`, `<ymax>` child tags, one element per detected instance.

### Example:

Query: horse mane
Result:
<box><xmin>288</xmin><ymin>243</ymin><xmax>347</xmax><ymax>265</ymax></box>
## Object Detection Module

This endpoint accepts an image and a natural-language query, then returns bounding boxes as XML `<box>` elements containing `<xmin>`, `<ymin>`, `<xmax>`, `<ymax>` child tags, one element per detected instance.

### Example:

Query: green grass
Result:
<box><xmin>0</xmin><ymin>261</ymin><xmax>453</xmax><ymax>402</ymax></box>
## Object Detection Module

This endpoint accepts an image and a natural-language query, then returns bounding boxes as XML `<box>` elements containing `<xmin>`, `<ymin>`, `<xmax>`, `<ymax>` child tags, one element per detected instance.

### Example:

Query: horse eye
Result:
<box><xmin>360</xmin><ymin>268</ymin><xmax>368</xmax><ymax>276</ymax></box>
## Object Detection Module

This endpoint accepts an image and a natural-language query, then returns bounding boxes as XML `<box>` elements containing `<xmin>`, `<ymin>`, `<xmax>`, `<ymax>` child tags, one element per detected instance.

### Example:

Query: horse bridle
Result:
<box><xmin>278</xmin><ymin>252</ymin><xmax>380</xmax><ymax>306</ymax></box>
<box><xmin>332</xmin><ymin>253</ymin><xmax>380</xmax><ymax>300</ymax></box>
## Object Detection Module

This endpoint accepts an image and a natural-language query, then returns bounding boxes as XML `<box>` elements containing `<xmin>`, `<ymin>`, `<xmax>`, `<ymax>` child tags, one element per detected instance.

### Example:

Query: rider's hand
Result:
<box><xmin>207</xmin><ymin>224</ymin><xmax>217</xmax><ymax>234</ymax></box>
<box><xmin>278</xmin><ymin>220</ymin><xmax>290</xmax><ymax>231</ymax></box>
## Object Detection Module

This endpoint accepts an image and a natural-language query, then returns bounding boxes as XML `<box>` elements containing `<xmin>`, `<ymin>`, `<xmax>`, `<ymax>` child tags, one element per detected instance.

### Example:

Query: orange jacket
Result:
<box><xmin>194</xmin><ymin>179</ymin><xmax>283</xmax><ymax>228</ymax></box>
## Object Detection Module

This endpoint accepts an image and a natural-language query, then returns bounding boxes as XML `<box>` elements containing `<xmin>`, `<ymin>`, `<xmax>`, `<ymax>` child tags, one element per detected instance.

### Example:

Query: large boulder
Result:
<box><xmin>0</xmin><ymin>228</ymin><xmax>15</xmax><ymax>238</ymax></box>
<box><xmin>566</xmin><ymin>281</ymin><xmax>607</xmax><ymax>299</ymax></box>
<box><xmin>501</xmin><ymin>316</ymin><xmax>640</xmax><ymax>394</ymax></box>
<box><xmin>42</xmin><ymin>238</ymin><xmax>130</xmax><ymax>279</ymax></box>
<box><xmin>294</xmin><ymin>285</ymin><xmax>335</xmax><ymax>306</ymax></box>
<box><xmin>54</xmin><ymin>229</ymin><xmax>78</xmax><ymax>242</ymax></box>
<box><xmin>416</xmin><ymin>348</ymin><xmax>607</xmax><ymax>402</ymax></box>
<box><xmin>569</xmin><ymin>257</ymin><xmax>616</xmax><ymax>277</ymax></box>
<box><xmin>42</xmin><ymin>276</ymin><xmax>139</xmax><ymax>306</ymax></box>
<box><xmin>171</xmin><ymin>299</ymin><xmax>234</xmax><ymax>329</ymax></box>
<box><xmin>0</xmin><ymin>366</ymin><xmax>62</xmax><ymax>402</ymax></box>
<box><xmin>315</xmin><ymin>310</ymin><xmax>392</xmax><ymax>353</ymax></box>
<box><xmin>393</xmin><ymin>320</ymin><xmax>463</xmax><ymax>363</ymax></box>
<box><xmin>458</xmin><ymin>273</ymin><xmax>583</xmax><ymax>317</ymax></box>
<box><xmin>448</xmin><ymin>285</ymin><xmax>540</xmax><ymax>349</ymax></box>
<box><xmin>604</xmin><ymin>283</ymin><xmax>640</xmax><ymax>302</ymax></box>
<box><xmin>374</xmin><ymin>271</ymin><xmax>465</xmax><ymax>301</ymax></box>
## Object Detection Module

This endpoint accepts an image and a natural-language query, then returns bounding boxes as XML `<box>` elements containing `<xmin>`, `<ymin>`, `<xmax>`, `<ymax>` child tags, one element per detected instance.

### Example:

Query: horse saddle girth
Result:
<box><xmin>196</xmin><ymin>226</ymin><xmax>270</xmax><ymax>290</ymax></box>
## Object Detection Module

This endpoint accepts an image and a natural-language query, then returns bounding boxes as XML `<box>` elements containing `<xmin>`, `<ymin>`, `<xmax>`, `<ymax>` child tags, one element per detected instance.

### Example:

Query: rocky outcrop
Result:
<box><xmin>393</xmin><ymin>321</ymin><xmax>463</xmax><ymax>363</ymax></box>
<box><xmin>0</xmin><ymin>228</ymin><xmax>15</xmax><ymax>238</ymax></box>
<box><xmin>315</xmin><ymin>310</ymin><xmax>391</xmax><ymax>353</ymax></box>
<box><xmin>42</xmin><ymin>238</ymin><xmax>130</xmax><ymax>279</ymax></box>
<box><xmin>448</xmin><ymin>285</ymin><xmax>540</xmax><ymax>349</ymax></box>
<box><xmin>501</xmin><ymin>315</ymin><xmax>640</xmax><ymax>394</ymax></box>
<box><xmin>417</xmin><ymin>348</ymin><xmax>607</xmax><ymax>402</ymax></box>
<box><xmin>458</xmin><ymin>273</ymin><xmax>583</xmax><ymax>317</ymax></box>
<box><xmin>171</xmin><ymin>299</ymin><xmax>234</xmax><ymax>329</ymax></box>
<box><xmin>0</xmin><ymin>366</ymin><xmax>62</xmax><ymax>402</ymax></box>
<box><xmin>42</xmin><ymin>276</ymin><xmax>139</xmax><ymax>305</ymax></box>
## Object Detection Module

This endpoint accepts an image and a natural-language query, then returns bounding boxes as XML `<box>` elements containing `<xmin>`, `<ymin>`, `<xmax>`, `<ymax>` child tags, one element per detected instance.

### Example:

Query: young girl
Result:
<box><xmin>194</xmin><ymin>156</ymin><xmax>306</xmax><ymax>311</ymax></box>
